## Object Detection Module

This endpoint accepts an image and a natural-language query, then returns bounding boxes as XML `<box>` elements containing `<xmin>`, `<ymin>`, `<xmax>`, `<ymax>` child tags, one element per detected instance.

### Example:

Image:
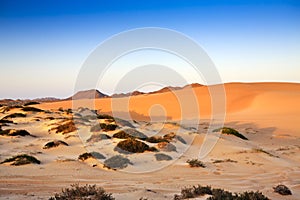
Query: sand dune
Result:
<box><xmin>0</xmin><ymin>82</ymin><xmax>299</xmax><ymax>199</ymax></box>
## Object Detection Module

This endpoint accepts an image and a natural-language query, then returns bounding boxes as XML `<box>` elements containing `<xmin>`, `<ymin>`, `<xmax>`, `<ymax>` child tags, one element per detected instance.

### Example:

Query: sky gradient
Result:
<box><xmin>0</xmin><ymin>0</ymin><xmax>300</xmax><ymax>99</ymax></box>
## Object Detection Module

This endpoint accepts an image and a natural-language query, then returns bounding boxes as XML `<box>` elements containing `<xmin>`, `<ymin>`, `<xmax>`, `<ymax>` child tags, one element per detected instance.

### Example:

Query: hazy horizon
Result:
<box><xmin>1</xmin><ymin>0</ymin><xmax>300</xmax><ymax>99</ymax></box>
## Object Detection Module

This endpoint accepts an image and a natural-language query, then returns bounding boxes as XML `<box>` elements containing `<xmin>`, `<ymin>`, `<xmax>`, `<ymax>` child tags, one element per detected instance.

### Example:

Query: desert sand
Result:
<box><xmin>0</xmin><ymin>82</ymin><xmax>299</xmax><ymax>199</ymax></box>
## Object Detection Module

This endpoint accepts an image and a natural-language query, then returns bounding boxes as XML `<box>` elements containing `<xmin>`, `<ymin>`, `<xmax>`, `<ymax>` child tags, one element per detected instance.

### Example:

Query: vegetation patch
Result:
<box><xmin>78</xmin><ymin>152</ymin><xmax>106</xmax><ymax>161</ymax></box>
<box><xmin>157</xmin><ymin>142</ymin><xmax>177</xmax><ymax>152</ymax></box>
<box><xmin>0</xmin><ymin>119</ymin><xmax>14</xmax><ymax>124</ymax></box>
<box><xmin>90</xmin><ymin>123</ymin><xmax>118</xmax><ymax>132</ymax></box>
<box><xmin>104</xmin><ymin>155</ymin><xmax>132</xmax><ymax>170</ymax></box>
<box><xmin>1</xmin><ymin>154</ymin><xmax>40</xmax><ymax>166</ymax></box>
<box><xmin>24</xmin><ymin>102</ymin><xmax>40</xmax><ymax>106</ymax></box>
<box><xmin>213</xmin><ymin>159</ymin><xmax>237</xmax><ymax>164</ymax></box>
<box><xmin>252</xmin><ymin>148</ymin><xmax>278</xmax><ymax>158</ymax></box>
<box><xmin>22</xmin><ymin>106</ymin><xmax>44</xmax><ymax>112</ymax></box>
<box><xmin>43</xmin><ymin>140</ymin><xmax>69</xmax><ymax>149</ymax></box>
<box><xmin>174</xmin><ymin>185</ymin><xmax>269</xmax><ymax>200</ymax></box>
<box><xmin>163</xmin><ymin>132</ymin><xmax>176</xmax><ymax>142</ymax></box>
<box><xmin>87</xmin><ymin>134</ymin><xmax>111</xmax><ymax>143</ymax></box>
<box><xmin>146</xmin><ymin>136</ymin><xmax>168</xmax><ymax>143</ymax></box>
<box><xmin>97</xmin><ymin>114</ymin><xmax>115</xmax><ymax>120</ymax></box>
<box><xmin>273</xmin><ymin>184</ymin><xmax>292</xmax><ymax>195</ymax></box>
<box><xmin>0</xmin><ymin>129</ymin><xmax>31</xmax><ymax>137</ymax></box>
<box><xmin>115</xmin><ymin>138</ymin><xmax>149</xmax><ymax>153</ymax></box>
<box><xmin>187</xmin><ymin>159</ymin><xmax>206</xmax><ymax>168</ymax></box>
<box><xmin>2</xmin><ymin>113</ymin><xmax>26</xmax><ymax>119</ymax></box>
<box><xmin>155</xmin><ymin>153</ymin><xmax>172</xmax><ymax>161</ymax></box>
<box><xmin>52</xmin><ymin>121</ymin><xmax>77</xmax><ymax>134</ymax></box>
<box><xmin>49</xmin><ymin>184</ymin><xmax>115</xmax><ymax>200</ymax></box>
<box><xmin>213</xmin><ymin>127</ymin><xmax>248</xmax><ymax>140</ymax></box>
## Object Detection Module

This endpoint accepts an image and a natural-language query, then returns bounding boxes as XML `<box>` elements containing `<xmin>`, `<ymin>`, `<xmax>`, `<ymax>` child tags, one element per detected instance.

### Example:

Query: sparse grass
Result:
<box><xmin>115</xmin><ymin>138</ymin><xmax>149</xmax><ymax>153</ymax></box>
<box><xmin>49</xmin><ymin>184</ymin><xmax>115</xmax><ymax>200</ymax></box>
<box><xmin>252</xmin><ymin>148</ymin><xmax>278</xmax><ymax>158</ymax></box>
<box><xmin>43</xmin><ymin>140</ymin><xmax>68</xmax><ymax>149</ymax></box>
<box><xmin>1</xmin><ymin>154</ymin><xmax>40</xmax><ymax>166</ymax></box>
<box><xmin>187</xmin><ymin>159</ymin><xmax>206</xmax><ymax>168</ymax></box>
<box><xmin>103</xmin><ymin>155</ymin><xmax>132</xmax><ymax>170</ymax></box>
<box><xmin>22</xmin><ymin>107</ymin><xmax>44</xmax><ymax>112</ymax></box>
<box><xmin>213</xmin><ymin>159</ymin><xmax>237</xmax><ymax>164</ymax></box>
<box><xmin>213</xmin><ymin>127</ymin><xmax>248</xmax><ymax>140</ymax></box>
<box><xmin>174</xmin><ymin>185</ymin><xmax>269</xmax><ymax>200</ymax></box>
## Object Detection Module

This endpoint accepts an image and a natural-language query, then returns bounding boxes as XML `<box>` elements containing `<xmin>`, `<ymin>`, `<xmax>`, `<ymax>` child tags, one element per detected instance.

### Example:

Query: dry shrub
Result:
<box><xmin>115</xmin><ymin>138</ymin><xmax>149</xmax><ymax>153</ymax></box>
<box><xmin>1</xmin><ymin>154</ymin><xmax>40</xmax><ymax>166</ymax></box>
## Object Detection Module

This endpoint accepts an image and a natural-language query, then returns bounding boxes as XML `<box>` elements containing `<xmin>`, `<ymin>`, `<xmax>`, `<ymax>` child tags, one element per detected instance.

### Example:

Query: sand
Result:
<box><xmin>0</xmin><ymin>82</ymin><xmax>299</xmax><ymax>199</ymax></box>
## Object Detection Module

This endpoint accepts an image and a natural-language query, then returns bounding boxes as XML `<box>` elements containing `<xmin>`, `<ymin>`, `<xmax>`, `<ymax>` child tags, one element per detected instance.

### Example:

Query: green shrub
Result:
<box><xmin>1</xmin><ymin>154</ymin><xmax>40</xmax><ymax>166</ymax></box>
<box><xmin>174</xmin><ymin>185</ymin><xmax>269</xmax><ymax>200</ymax></box>
<box><xmin>49</xmin><ymin>184</ymin><xmax>115</xmax><ymax>200</ymax></box>
<box><xmin>213</xmin><ymin>127</ymin><xmax>248</xmax><ymax>140</ymax></box>
<box><xmin>115</xmin><ymin>138</ymin><xmax>149</xmax><ymax>153</ymax></box>
<box><xmin>187</xmin><ymin>159</ymin><xmax>206</xmax><ymax>168</ymax></box>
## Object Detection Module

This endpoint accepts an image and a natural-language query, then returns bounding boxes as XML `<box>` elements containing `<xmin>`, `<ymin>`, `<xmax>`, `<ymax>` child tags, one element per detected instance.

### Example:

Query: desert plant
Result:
<box><xmin>213</xmin><ymin>127</ymin><xmax>248</xmax><ymax>140</ymax></box>
<box><xmin>103</xmin><ymin>155</ymin><xmax>132</xmax><ymax>170</ymax></box>
<box><xmin>78</xmin><ymin>153</ymin><xmax>93</xmax><ymax>161</ymax></box>
<box><xmin>22</xmin><ymin>107</ymin><xmax>44</xmax><ymax>112</ymax></box>
<box><xmin>52</xmin><ymin>121</ymin><xmax>77</xmax><ymax>134</ymax></box>
<box><xmin>146</xmin><ymin>136</ymin><xmax>168</xmax><ymax>143</ymax></box>
<box><xmin>2</xmin><ymin>113</ymin><xmax>26</xmax><ymax>119</ymax></box>
<box><xmin>174</xmin><ymin>185</ymin><xmax>269</xmax><ymax>200</ymax></box>
<box><xmin>155</xmin><ymin>153</ymin><xmax>172</xmax><ymax>161</ymax></box>
<box><xmin>273</xmin><ymin>184</ymin><xmax>292</xmax><ymax>195</ymax></box>
<box><xmin>43</xmin><ymin>140</ymin><xmax>68</xmax><ymax>149</ymax></box>
<box><xmin>0</xmin><ymin>129</ymin><xmax>31</xmax><ymax>137</ymax></box>
<box><xmin>1</xmin><ymin>154</ymin><xmax>40</xmax><ymax>166</ymax></box>
<box><xmin>90</xmin><ymin>123</ymin><xmax>117</xmax><ymax>132</ymax></box>
<box><xmin>252</xmin><ymin>148</ymin><xmax>278</xmax><ymax>158</ymax></box>
<box><xmin>49</xmin><ymin>184</ymin><xmax>115</xmax><ymax>200</ymax></box>
<box><xmin>115</xmin><ymin>138</ymin><xmax>149</xmax><ymax>153</ymax></box>
<box><xmin>24</xmin><ymin>101</ymin><xmax>40</xmax><ymax>106</ymax></box>
<box><xmin>187</xmin><ymin>159</ymin><xmax>206</xmax><ymax>168</ymax></box>
<box><xmin>87</xmin><ymin>134</ymin><xmax>111</xmax><ymax>143</ymax></box>
<box><xmin>97</xmin><ymin>114</ymin><xmax>115</xmax><ymax>120</ymax></box>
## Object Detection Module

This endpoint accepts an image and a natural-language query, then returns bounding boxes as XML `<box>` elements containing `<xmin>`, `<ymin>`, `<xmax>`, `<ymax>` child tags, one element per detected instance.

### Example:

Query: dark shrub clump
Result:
<box><xmin>0</xmin><ymin>129</ymin><xmax>31</xmax><ymax>137</ymax></box>
<box><xmin>22</xmin><ymin>107</ymin><xmax>44</xmax><ymax>112</ymax></box>
<box><xmin>174</xmin><ymin>185</ymin><xmax>269</xmax><ymax>200</ymax></box>
<box><xmin>2</xmin><ymin>113</ymin><xmax>26</xmax><ymax>119</ymax></box>
<box><xmin>104</xmin><ymin>155</ymin><xmax>132</xmax><ymax>170</ymax></box>
<box><xmin>53</xmin><ymin>121</ymin><xmax>77</xmax><ymax>134</ymax></box>
<box><xmin>273</xmin><ymin>184</ymin><xmax>292</xmax><ymax>195</ymax></box>
<box><xmin>115</xmin><ymin>138</ymin><xmax>149</xmax><ymax>153</ymax></box>
<box><xmin>78</xmin><ymin>152</ymin><xmax>106</xmax><ymax>161</ymax></box>
<box><xmin>49</xmin><ymin>184</ymin><xmax>115</xmax><ymax>200</ymax></box>
<box><xmin>90</xmin><ymin>123</ymin><xmax>117</xmax><ymax>132</ymax></box>
<box><xmin>43</xmin><ymin>140</ymin><xmax>68</xmax><ymax>149</ymax></box>
<box><xmin>1</xmin><ymin>154</ymin><xmax>40</xmax><ymax>166</ymax></box>
<box><xmin>24</xmin><ymin>102</ymin><xmax>40</xmax><ymax>106</ymax></box>
<box><xmin>187</xmin><ymin>159</ymin><xmax>206</xmax><ymax>168</ymax></box>
<box><xmin>146</xmin><ymin>136</ymin><xmax>168</xmax><ymax>143</ymax></box>
<box><xmin>97</xmin><ymin>114</ymin><xmax>115</xmax><ymax>120</ymax></box>
<box><xmin>213</xmin><ymin>127</ymin><xmax>248</xmax><ymax>140</ymax></box>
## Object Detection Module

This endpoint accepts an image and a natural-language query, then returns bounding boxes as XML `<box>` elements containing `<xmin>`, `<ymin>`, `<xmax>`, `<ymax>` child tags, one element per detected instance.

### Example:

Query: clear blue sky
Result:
<box><xmin>0</xmin><ymin>0</ymin><xmax>299</xmax><ymax>99</ymax></box>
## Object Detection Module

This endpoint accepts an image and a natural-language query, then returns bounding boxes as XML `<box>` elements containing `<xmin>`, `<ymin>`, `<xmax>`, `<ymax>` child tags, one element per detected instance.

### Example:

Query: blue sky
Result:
<box><xmin>0</xmin><ymin>0</ymin><xmax>299</xmax><ymax>99</ymax></box>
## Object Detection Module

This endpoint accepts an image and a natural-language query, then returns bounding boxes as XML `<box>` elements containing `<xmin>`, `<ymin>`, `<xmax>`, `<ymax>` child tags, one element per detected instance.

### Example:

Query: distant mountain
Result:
<box><xmin>67</xmin><ymin>89</ymin><xmax>108</xmax><ymax>100</ymax></box>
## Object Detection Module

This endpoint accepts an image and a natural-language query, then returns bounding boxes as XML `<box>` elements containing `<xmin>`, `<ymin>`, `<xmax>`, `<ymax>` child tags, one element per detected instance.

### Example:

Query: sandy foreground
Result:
<box><xmin>0</xmin><ymin>82</ymin><xmax>299</xmax><ymax>199</ymax></box>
